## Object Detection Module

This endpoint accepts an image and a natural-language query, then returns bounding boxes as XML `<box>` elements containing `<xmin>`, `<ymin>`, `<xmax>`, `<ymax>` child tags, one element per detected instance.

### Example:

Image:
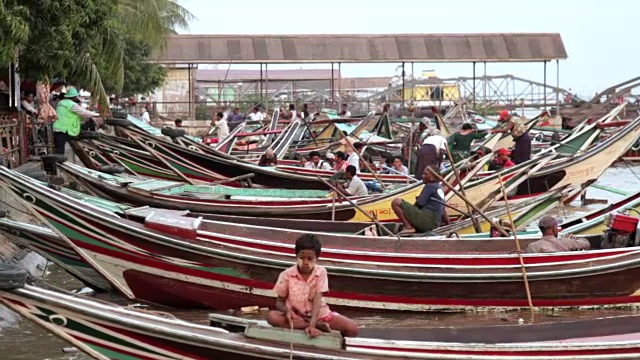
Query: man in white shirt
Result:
<box><xmin>334</xmin><ymin>165</ymin><xmax>368</xmax><ymax>197</ymax></box>
<box><xmin>248</xmin><ymin>106</ymin><xmax>264</xmax><ymax>121</ymax></box>
<box><xmin>212</xmin><ymin>111</ymin><xmax>229</xmax><ymax>140</ymax></box>
<box><xmin>340</xmin><ymin>103</ymin><xmax>351</xmax><ymax>117</ymax></box>
<box><xmin>347</xmin><ymin>142</ymin><xmax>364</xmax><ymax>173</ymax></box>
<box><xmin>415</xmin><ymin>129</ymin><xmax>448</xmax><ymax>176</ymax></box>
<box><xmin>140</xmin><ymin>107</ymin><xmax>151</xmax><ymax>124</ymax></box>
<box><xmin>422</xmin><ymin>129</ymin><xmax>448</xmax><ymax>151</ymax></box>
<box><xmin>304</xmin><ymin>151</ymin><xmax>333</xmax><ymax>170</ymax></box>
<box><xmin>287</xmin><ymin>103</ymin><xmax>297</xmax><ymax>120</ymax></box>
<box><xmin>21</xmin><ymin>93</ymin><xmax>38</xmax><ymax>117</ymax></box>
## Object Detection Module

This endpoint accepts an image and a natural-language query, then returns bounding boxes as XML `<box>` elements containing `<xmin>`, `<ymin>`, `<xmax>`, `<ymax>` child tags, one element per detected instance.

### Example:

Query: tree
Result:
<box><xmin>0</xmin><ymin>1</ymin><xmax>30</xmax><ymax>66</ymax></box>
<box><xmin>117</xmin><ymin>0</ymin><xmax>192</xmax><ymax>48</ymax></box>
<box><xmin>14</xmin><ymin>0</ymin><xmax>123</xmax><ymax>110</ymax></box>
<box><xmin>1</xmin><ymin>0</ymin><xmax>194</xmax><ymax>111</ymax></box>
<box><xmin>103</xmin><ymin>38</ymin><xmax>166</xmax><ymax>97</ymax></box>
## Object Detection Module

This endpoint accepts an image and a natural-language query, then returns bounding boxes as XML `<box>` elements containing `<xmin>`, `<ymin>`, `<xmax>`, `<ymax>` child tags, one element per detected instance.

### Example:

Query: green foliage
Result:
<box><xmin>0</xmin><ymin>1</ymin><xmax>30</xmax><ymax>65</ymax></box>
<box><xmin>0</xmin><ymin>0</ymin><xmax>193</xmax><ymax>110</ymax></box>
<box><xmin>103</xmin><ymin>38</ymin><xmax>167</xmax><ymax>97</ymax></box>
<box><xmin>195</xmin><ymin>103</ymin><xmax>210</xmax><ymax>120</ymax></box>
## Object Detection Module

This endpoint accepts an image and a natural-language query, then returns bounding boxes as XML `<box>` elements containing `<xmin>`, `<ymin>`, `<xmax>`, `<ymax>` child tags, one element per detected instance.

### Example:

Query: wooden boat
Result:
<box><xmin>81</xmin><ymin>124</ymin><xmax>334</xmax><ymax>190</ymax></box>
<box><xmin>72</xmin><ymin>134</ymin><xmax>227</xmax><ymax>183</ymax></box>
<box><xmin>57</xmin><ymin>162</ymin><xmax>384</xmax><ymax>217</ymax></box>
<box><xmin>58</xmin><ymin>152</ymin><xmax>534</xmax><ymax>221</ymax></box>
<box><xmin>0</xmin><ymin>217</ymin><xmax>112</xmax><ymax>291</ymax></box>
<box><xmin>6</xmin><ymin>168</ymin><xmax>640</xmax><ymax>312</ymax></box>
<box><xmin>458</xmin><ymin>114</ymin><xmax>640</xmax><ymax>212</ymax></box>
<box><xmin>8</xmin><ymin>285</ymin><xmax>640</xmax><ymax>360</ymax></box>
<box><xmin>99</xmin><ymin>112</ymin><xmax>640</xmax><ymax>222</ymax></box>
<box><xmin>621</xmin><ymin>137</ymin><xmax>640</xmax><ymax>161</ymax></box>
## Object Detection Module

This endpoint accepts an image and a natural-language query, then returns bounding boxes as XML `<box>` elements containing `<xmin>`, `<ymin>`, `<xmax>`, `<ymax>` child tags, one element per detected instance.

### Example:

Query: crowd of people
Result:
<box><xmin>251</xmin><ymin>107</ymin><xmax>535</xmax><ymax>237</ymax></box>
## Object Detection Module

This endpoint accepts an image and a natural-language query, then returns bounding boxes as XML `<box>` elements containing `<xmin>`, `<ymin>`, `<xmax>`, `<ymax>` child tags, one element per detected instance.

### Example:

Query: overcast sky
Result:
<box><xmin>177</xmin><ymin>0</ymin><xmax>637</xmax><ymax>98</ymax></box>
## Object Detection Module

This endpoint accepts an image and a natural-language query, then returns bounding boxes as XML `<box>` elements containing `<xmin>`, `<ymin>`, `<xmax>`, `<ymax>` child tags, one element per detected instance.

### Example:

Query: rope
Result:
<box><xmin>622</xmin><ymin>161</ymin><xmax>640</xmax><ymax>183</ymax></box>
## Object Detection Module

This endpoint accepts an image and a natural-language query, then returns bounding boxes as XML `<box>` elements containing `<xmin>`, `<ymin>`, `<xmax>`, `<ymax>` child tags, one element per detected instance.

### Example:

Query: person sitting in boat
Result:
<box><xmin>391</xmin><ymin>166</ymin><xmax>450</xmax><ymax>235</ymax></box>
<box><xmin>324</xmin><ymin>152</ymin><xmax>335</xmax><ymax>168</ymax></box>
<box><xmin>525</xmin><ymin>216</ymin><xmax>591</xmax><ymax>253</ymax></box>
<box><xmin>248</xmin><ymin>106</ymin><xmax>264</xmax><ymax>121</ymax></box>
<box><xmin>267</xmin><ymin>234</ymin><xmax>359</xmax><ymax>337</ymax></box>
<box><xmin>174</xmin><ymin>119</ymin><xmax>182</xmax><ymax>127</ymax></box>
<box><xmin>304</xmin><ymin>151</ymin><xmax>333</xmax><ymax>170</ymax></box>
<box><xmin>298</xmin><ymin>156</ymin><xmax>308</xmax><ymax>168</ymax></box>
<box><xmin>257</xmin><ymin>148</ymin><xmax>278</xmax><ymax>166</ymax></box>
<box><xmin>333</xmin><ymin>165</ymin><xmax>368</xmax><ymax>197</ymax></box>
<box><xmin>339</xmin><ymin>103</ymin><xmax>351</xmax><ymax>117</ymax></box>
<box><xmin>333</xmin><ymin>151</ymin><xmax>348</xmax><ymax>172</ymax></box>
<box><xmin>448</xmin><ymin>123</ymin><xmax>487</xmax><ymax>163</ymax></box>
<box><xmin>287</xmin><ymin>103</ymin><xmax>298</xmax><ymax>120</ymax></box>
<box><xmin>381</xmin><ymin>156</ymin><xmax>408</xmax><ymax>175</ymax></box>
<box><xmin>347</xmin><ymin>142</ymin><xmax>364</xmax><ymax>173</ymax></box>
<box><xmin>488</xmin><ymin>148</ymin><xmax>515</xmax><ymax>171</ymax></box>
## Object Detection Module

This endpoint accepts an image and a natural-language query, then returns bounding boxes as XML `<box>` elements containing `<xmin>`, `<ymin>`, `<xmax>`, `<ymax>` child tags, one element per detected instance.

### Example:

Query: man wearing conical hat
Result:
<box><xmin>52</xmin><ymin>87</ymin><xmax>100</xmax><ymax>155</ymax></box>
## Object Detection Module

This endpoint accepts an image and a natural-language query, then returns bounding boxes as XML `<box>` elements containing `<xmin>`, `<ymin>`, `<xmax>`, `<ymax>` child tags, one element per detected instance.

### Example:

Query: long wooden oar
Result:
<box><xmin>498</xmin><ymin>175</ymin><xmax>535</xmax><ymax>323</ymax></box>
<box><xmin>428</xmin><ymin>167</ymin><xmax>510</xmax><ymax>237</ymax></box>
<box><xmin>443</xmin><ymin>146</ymin><xmax>482</xmax><ymax>233</ymax></box>
<box><xmin>124</xmin><ymin>130</ymin><xmax>196</xmax><ymax>185</ymax></box>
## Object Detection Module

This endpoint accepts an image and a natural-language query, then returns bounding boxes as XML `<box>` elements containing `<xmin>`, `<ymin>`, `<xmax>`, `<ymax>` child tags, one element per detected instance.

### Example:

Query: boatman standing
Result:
<box><xmin>490</xmin><ymin>110</ymin><xmax>531</xmax><ymax>164</ymax></box>
<box><xmin>52</xmin><ymin>87</ymin><xmax>100</xmax><ymax>155</ymax></box>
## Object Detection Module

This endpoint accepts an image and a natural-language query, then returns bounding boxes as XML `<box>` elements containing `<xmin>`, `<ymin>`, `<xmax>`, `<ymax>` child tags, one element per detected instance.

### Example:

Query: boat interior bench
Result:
<box><xmin>209</xmin><ymin>312</ymin><xmax>640</xmax><ymax>344</ymax></box>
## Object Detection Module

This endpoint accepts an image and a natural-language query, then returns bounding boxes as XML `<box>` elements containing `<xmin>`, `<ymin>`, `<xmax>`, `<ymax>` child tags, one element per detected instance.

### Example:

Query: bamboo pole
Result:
<box><xmin>331</xmin><ymin>195</ymin><xmax>336</xmax><ymax>221</ymax></box>
<box><xmin>498</xmin><ymin>175</ymin><xmax>535</xmax><ymax>323</ymax></box>
<box><xmin>316</xmin><ymin>176</ymin><xmax>396</xmax><ymax>238</ymax></box>
<box><xmin>443</xmin><ymin>146</ymin><xmax>482</xmax><ymax>233</ymax></box>
<box><xmin>124</xmin><ymin>130</ymin><xmax>196</xmax><ymax>185</ymax></box>
<box><xmin>427</xmin><ymin>167</ymin><xmax>510</xmax><ymax>237</ymax></box>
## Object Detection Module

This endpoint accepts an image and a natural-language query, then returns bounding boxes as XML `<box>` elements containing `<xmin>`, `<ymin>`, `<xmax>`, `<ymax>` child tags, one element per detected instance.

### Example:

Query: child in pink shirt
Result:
<box><xmin>266</xmin><ymin>234</ymin><xmax>359</xmax><ymax>338</ymax></box>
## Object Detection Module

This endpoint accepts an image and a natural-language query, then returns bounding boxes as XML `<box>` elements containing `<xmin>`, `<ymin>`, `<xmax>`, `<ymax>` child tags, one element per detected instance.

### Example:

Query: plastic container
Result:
<box><xmin>606</xmin><ymin>213</ymin><xmax>639</xmax><ymax>233</ymax></box>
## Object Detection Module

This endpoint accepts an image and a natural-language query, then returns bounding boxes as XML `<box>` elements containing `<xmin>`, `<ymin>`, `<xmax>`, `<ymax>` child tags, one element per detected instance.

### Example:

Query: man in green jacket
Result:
<box><xmin>53</xmin><ymin>87</ymin><xmax>100</xmax><ymax>155</ymax></box>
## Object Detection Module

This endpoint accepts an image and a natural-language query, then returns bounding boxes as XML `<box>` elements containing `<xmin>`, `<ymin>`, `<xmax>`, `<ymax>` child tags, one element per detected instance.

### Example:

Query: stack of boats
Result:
<box><xmin>1</xmin><ymin>103</ymin><xmax>640</xmax><ymax>359</ymax></box>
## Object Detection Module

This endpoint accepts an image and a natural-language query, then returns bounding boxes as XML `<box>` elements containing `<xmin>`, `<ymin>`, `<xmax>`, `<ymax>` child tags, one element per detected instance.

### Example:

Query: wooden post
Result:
<box><xmin>428</xmin><ymin>167</ymin><xmax>510</xmax><ymax>237</ymax></box>
<box><xmin>498</xmin><ymin>175</ymin><xmax>535</xmax><ymax>323</ymax></box>
<box><xmin>443</xmin><ymin>146</ymin><xmax>482</xmax><ymax>233</ymax></box>
<box><xmin>331</xmin><ymin>195</ymin><xmax>336</xmax><ymax>221</ymax></box>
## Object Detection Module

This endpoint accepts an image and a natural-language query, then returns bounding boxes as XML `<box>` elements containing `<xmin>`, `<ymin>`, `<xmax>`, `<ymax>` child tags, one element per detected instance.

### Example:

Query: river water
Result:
<box><xmin>1</xmin><ymin>163</ymin><xmax>640</xmax><ymax>360</ymax></box>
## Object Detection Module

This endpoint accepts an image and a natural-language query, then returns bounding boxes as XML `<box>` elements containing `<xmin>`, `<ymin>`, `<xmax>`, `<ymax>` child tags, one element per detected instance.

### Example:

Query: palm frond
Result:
<box><xmin>75</xmin><ymin>52</ymin><xmax>110</xmax><ymax>114</ymax></box>
<box><xmin>117</xmin><ymin>0</ymin><xmax>195</xmax><ymax>50</ymax></box>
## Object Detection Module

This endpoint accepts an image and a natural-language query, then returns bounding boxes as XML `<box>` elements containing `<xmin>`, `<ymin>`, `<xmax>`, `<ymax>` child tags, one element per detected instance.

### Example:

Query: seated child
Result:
<box><xmin>266</xmin><ymin>234</ymin><xmax>359</xmax><ymax>338</ymax></box>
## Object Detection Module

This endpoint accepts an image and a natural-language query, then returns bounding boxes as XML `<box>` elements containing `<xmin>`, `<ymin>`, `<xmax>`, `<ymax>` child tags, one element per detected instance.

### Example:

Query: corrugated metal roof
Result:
<box><xmin>197</xmin><ymin>69</ymin><xmax>340</xmax><ymax>82</ymax></box>
<box><xmin>152</xmin><ymin>33</ymin><xmax>567</xmax><ymax>64</ymax></box>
